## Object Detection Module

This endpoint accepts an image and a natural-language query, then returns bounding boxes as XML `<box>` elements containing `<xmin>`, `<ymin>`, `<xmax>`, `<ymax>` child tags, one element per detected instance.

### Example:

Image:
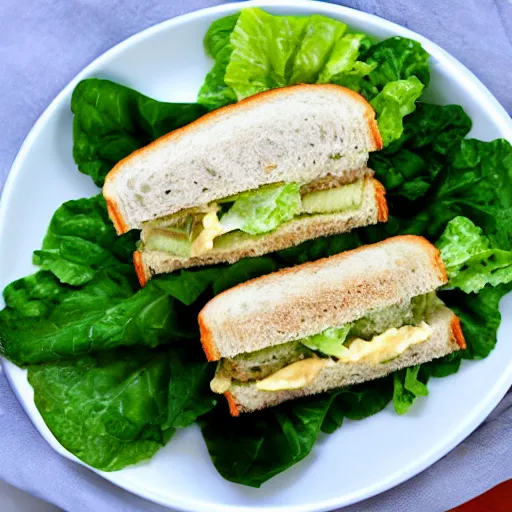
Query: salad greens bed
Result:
<box><xmin>1</xmin><ymin>8</ymin><xmax>511</xmax><ymax>487</ymax></box>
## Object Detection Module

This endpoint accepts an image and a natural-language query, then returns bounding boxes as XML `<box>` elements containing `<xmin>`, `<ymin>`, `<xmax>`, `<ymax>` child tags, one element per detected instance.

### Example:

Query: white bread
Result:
<box><xmin>103</xmin><ymin>84</ymin><xmax>382</xmax><ymax>234</ymax></box>
<box><xmin>224</xmin><ymin>306</ymin><xmax>465</xmax><ymax>415</ymax></box>
<box><xmin>135</xmin><ymin>176</ymin><xmax>387</xmax><ymax>286</ymax></box>
<box><xmin>199</xmin><ymin>236</ymin><xmax>448</xmax><ymax>361</ymax></box>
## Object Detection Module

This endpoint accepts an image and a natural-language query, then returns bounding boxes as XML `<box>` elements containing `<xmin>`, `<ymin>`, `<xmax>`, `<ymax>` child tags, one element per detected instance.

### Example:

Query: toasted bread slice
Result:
<box><xmin>224</xmin><ymin>306</ymin><xmax>465</xmax><ymax>415</ymax></box>
<box><xmin>103</xmin><ymin>84</ymin><xmax>383</xmax><ymax>234</ymax></box>
<box><xmin>135</xmin><ymin>176</ymin><xmax>387</xmax><ymax>286</ymax></box>
<box><xmin>198</xmin><ymin>236</ymin><xmax>447</xmax><ymax>361</ymax></box>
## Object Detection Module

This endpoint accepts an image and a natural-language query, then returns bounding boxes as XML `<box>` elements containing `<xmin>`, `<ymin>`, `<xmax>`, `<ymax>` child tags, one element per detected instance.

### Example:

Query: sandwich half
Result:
<box><xmin>198</xmin><ymin>236</ymin><xmax>466</xmax><ymax>416</ymax></box>
<box><xmin>103</xmin><ymin>84</ymin><xmax>386</xmax><ymax>285</ymax></box>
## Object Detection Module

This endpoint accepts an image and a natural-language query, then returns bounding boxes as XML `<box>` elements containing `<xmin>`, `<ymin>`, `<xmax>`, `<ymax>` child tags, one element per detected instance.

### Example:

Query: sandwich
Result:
<box><xmin>102</xmin><ymin>84</ymin><xmax>386</xmax><ymax>285</ymax></box>
<box><xmin>198</xmin><ymin>236</ymin><xmax>466</xmax><ymax>416</ymax></box>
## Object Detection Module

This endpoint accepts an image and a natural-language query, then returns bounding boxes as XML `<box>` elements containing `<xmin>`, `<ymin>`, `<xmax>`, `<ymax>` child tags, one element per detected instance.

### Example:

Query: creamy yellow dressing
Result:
<box><xmin>255</xmin><ymin>357</ymin><xmax>334</xmax><ymax>391</ymax></box>
<box><xmin>337</xmin><ymin>322</ymin><xmax>432</xmax><ymax>364</ymax></box>
<box><xmin>210</xmin><ymin>368</ymin><xmax>232</xmax><ymax>394</ymax></box>
<box><xmin>251</xmin><ymin>323</ymin><xmax>432</xmax><ymax>392</ymax></box>
<box><xmin>190</xmin><ymin>210</ymin><xmax>226</xmax><ymax>256</ymax></box>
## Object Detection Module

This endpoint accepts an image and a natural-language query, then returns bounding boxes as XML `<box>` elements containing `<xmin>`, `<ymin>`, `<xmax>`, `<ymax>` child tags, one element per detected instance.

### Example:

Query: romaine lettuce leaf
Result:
<box><xmin>318</xmin><ymin>34</ymin><xmax>373</xmax><ymax>85</ymax></box>
<box><xmin>200</xmin><ymin>9</ymin><xmax>430</xmax><ymax>145</ymax></box>
<box><xmin>369</xmin><ymin>132</ymin><xmax>512</xmax><ymax>247</ymax></box>
<box><xmin>404</xmin><ymin>365</ymin><xmax>428</xmax><ymax>396</ymax></box>
<box><xmin>393</xmin><ymin>349</ymin><xmax>466</xmax><ymax>413</ymax></box>
<box><xmin>359</xmin><ymin>36</ymin><xmax>430</xmax><ymax>97</ymax></box>
<box><xmin>276</xmin><ymin>230</ymin><xmax>364</xmax><ymax>265</ymax></box>
<box><xmin>443</xmin><ymin>284</ymin><xmax>510</xmax><ymax>359</ymax></box>
<box><xmin>28</xmin><ymin>345</ymin><xmax>216</xmax><ymax>471</ymax></box>
<box><xmin>392</xmin><ymin>370</ymin><xmax>414</xmax><ymax>414</ymax></box>
<box><xmin>220</xmin><ymin>183</ymin><xmax>301</xmax><ymax>235</ymax></box>
<box><xmin>72</xmin><ymin>79</ymin><xmax>207</xmax><ymax>187</ymax></box>
<box><xmin>204</xmin><ymin>13</ymin><xmax>239</xmax><ymax>58</ymax></box>
<box><xmin>331</xmin><ymin>61</ymin><xmax>377</xmax><ymax>91</ymax></box>
<box><xmin>200</xmin><ymin>393</ymin><xmax>335</xmax><ymax>487</ymax></box>
<box><xmin>322</xmin><ymin>377</ymin><xmax>393</xmax><ymax>433</ymax></box>
<box><xmin>165</xmin><ymin>347</ymin><xmax>217</xmax><ymax>429</ymax></box>
<box><xmin>288</xmin><ymin>15</ymin><xmax>347</xmax><ymax>85</ymax></box>
<box><xmin>0</xmin><ymin>266</ymin><xmax>179</xmax><ymax>366</ymax></box>
<box><xmin>369</xmin><ymin>103</ymin><xmax>472</xmax><ymax>202</ymax></box>
<box><xmin>370</xmin><ymin>76</ymin><xmax>424</xmax><ymax>146</ymax></box>
<box><xmin>393</xmin><ymin>365</ymin><xmax>428</xmax><ymax>414</ymax></box>
<box><xmin>405</xmin><ymin>365</ymin><xmax>429</xmax><ymax>396</ymax></box>
<box><xmin>402</xmin><ymin>139</ymin><xmax>512</xmax><ymax>241</ymax></box>
<box><xmin>198</xmin><ymin>46</ymin><xmax>237</xmax><ymax>110</ymax></box>
<box><xmin>437</xmin><ymin>216</ymin><xmax>512</xmax><ymax>293</ymax></box>
<box><xmin>300</xmin><ymin>325</ymin><xmax>351</xmax><ymax>357</ymax></box>
<box><xmin>384</xmin><ymin>103</ymin><xmax>472</xmax><ymax>155</ymax></box>
<box><xmin>209</xmin><ymin>257</ymin><xmax>278</xmax><ymax>294</ymax></box>
<box><xmin>420</xmin><ymin>352</ymin><xmax>462</xmax><ymax>378</ymax></box>
<box><xmin>28</xmin><ymin>348</ymin><xmax>173</xmax><ymax>471</ymax></box>
<box><xmin>224</xmin><ymin>8</ymin><xmax>307</xmax><ymax>99</ymax></box>
<box><xmin>0</xmin><ymin>257</ymin><xmax>277</xmax><ymax>366</ymax></box>
<box><xmin>449</xmin><ymin>139</ymin><xmax>512</xmax><ymax>245</ymax></box>
<box><xmin>197</xmin><ymin>14</ymin><xmax>239</xmax><ymax>109</ymax></box>
<box><xmin>32</xmin><ymin>195</ymin><xmax>138</xmax><ymax>286</ymax></box>
<box><xmin>223</xmin><ymin>8</ymin><xmax>360</xmax><ymax>97</ymax></box>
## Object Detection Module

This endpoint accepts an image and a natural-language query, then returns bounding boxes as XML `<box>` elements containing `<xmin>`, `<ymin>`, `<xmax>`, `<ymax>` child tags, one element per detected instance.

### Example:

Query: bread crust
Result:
<box><xmin>364</xmin><ymin>107</ymin><xmax>383</xmax><ymax>152</ymax></box>
<box><xmin>103</xmin><ymin>84</ymin><xmax>382</xmax><ymax>234</ymax></box>
<box><xmin>450</xmin><ymin>315</ymin><xmax>466</xmax><ymax>349</ymax></box>
<box><xmin>224</xmin><ymin>391</ymin><xmax>241</xmax><ymax>417</ymax></box>
<box><xmin>133</xmin><ymin>251</ymin><xmax>147</xmax><ymax>287</ymax></box>
<box><xmin>374</xmin><ymin>179</ymin><xmax>388</xmax><ymax>222</ymax></box>
<box><xmin>106</xmin><ymin>198</ymin><xmax>129</xmax><ymax>236</ymax></box>
<box><xmin>199</xmin><ymin>315</ymin><xmax>221</xmax><ymax>362</ymax></box>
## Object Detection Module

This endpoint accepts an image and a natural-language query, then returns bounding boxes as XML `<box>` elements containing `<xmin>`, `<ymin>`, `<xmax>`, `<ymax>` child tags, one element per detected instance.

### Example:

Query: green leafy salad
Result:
<box><xmin>1</xmin><ymin>8</ymin><xmax>511</xmax><ymax>487</ymax></box>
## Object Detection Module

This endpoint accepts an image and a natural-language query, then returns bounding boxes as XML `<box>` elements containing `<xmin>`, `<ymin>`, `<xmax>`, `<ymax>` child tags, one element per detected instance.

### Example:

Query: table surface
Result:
<box><xmin>0</xmin><ymin>480</ymin><xmax>59</xmax><ymax>512</ymax></box>
<box><xmin>452</xmin><ymin>479</ymin><xmax>512</xmax><ymax>512</ymax></box>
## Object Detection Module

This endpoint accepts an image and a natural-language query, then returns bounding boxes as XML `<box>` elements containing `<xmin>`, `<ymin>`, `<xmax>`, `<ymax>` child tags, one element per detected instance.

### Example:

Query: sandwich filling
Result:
<box><xmin>210</xmin><ymin>293</ymin><xmax>444</xmax><ymax>393</ymax></box>
<box><xmin>140</xmin><ymin>176</ymin><xmax>368</xmax><ymax>258</ymax></box>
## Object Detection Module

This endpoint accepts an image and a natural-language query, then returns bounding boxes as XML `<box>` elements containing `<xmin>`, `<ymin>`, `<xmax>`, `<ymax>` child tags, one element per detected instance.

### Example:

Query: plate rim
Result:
<box><xmin>1</xmin><ymin>1</ymin><xmax>512</xmax><ymax>511</ymax></box>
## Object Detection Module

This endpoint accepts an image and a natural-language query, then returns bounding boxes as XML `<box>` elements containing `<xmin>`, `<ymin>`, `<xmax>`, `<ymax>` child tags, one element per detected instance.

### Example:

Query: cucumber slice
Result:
<box><xmin>213</xmin><ymin>230</ymin><xmax>258</xmax><ymax>250</ymax></box>
<box><xmin>301</xmin><ymin>180</ymin><xmax>364</xmax><ymax>214</ymax></box>
<box><xmin>144</xmin><ymin>227</ymin><xmax>192</xmax><ymax>257</ymax></box>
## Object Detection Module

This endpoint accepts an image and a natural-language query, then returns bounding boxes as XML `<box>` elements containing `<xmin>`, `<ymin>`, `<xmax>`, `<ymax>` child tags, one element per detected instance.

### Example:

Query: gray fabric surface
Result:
<box><xmin>0</xmin><ymin>1</ymin><xmax>511</xmax><ymax>511</ymax></box>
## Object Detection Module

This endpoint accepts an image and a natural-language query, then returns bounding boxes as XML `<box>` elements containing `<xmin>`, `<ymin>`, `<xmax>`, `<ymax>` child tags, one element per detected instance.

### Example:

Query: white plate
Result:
<box><xmin>1</xmin><ymin>1</ymin><xmax>511</xmax><ymax>511</ymax></box>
